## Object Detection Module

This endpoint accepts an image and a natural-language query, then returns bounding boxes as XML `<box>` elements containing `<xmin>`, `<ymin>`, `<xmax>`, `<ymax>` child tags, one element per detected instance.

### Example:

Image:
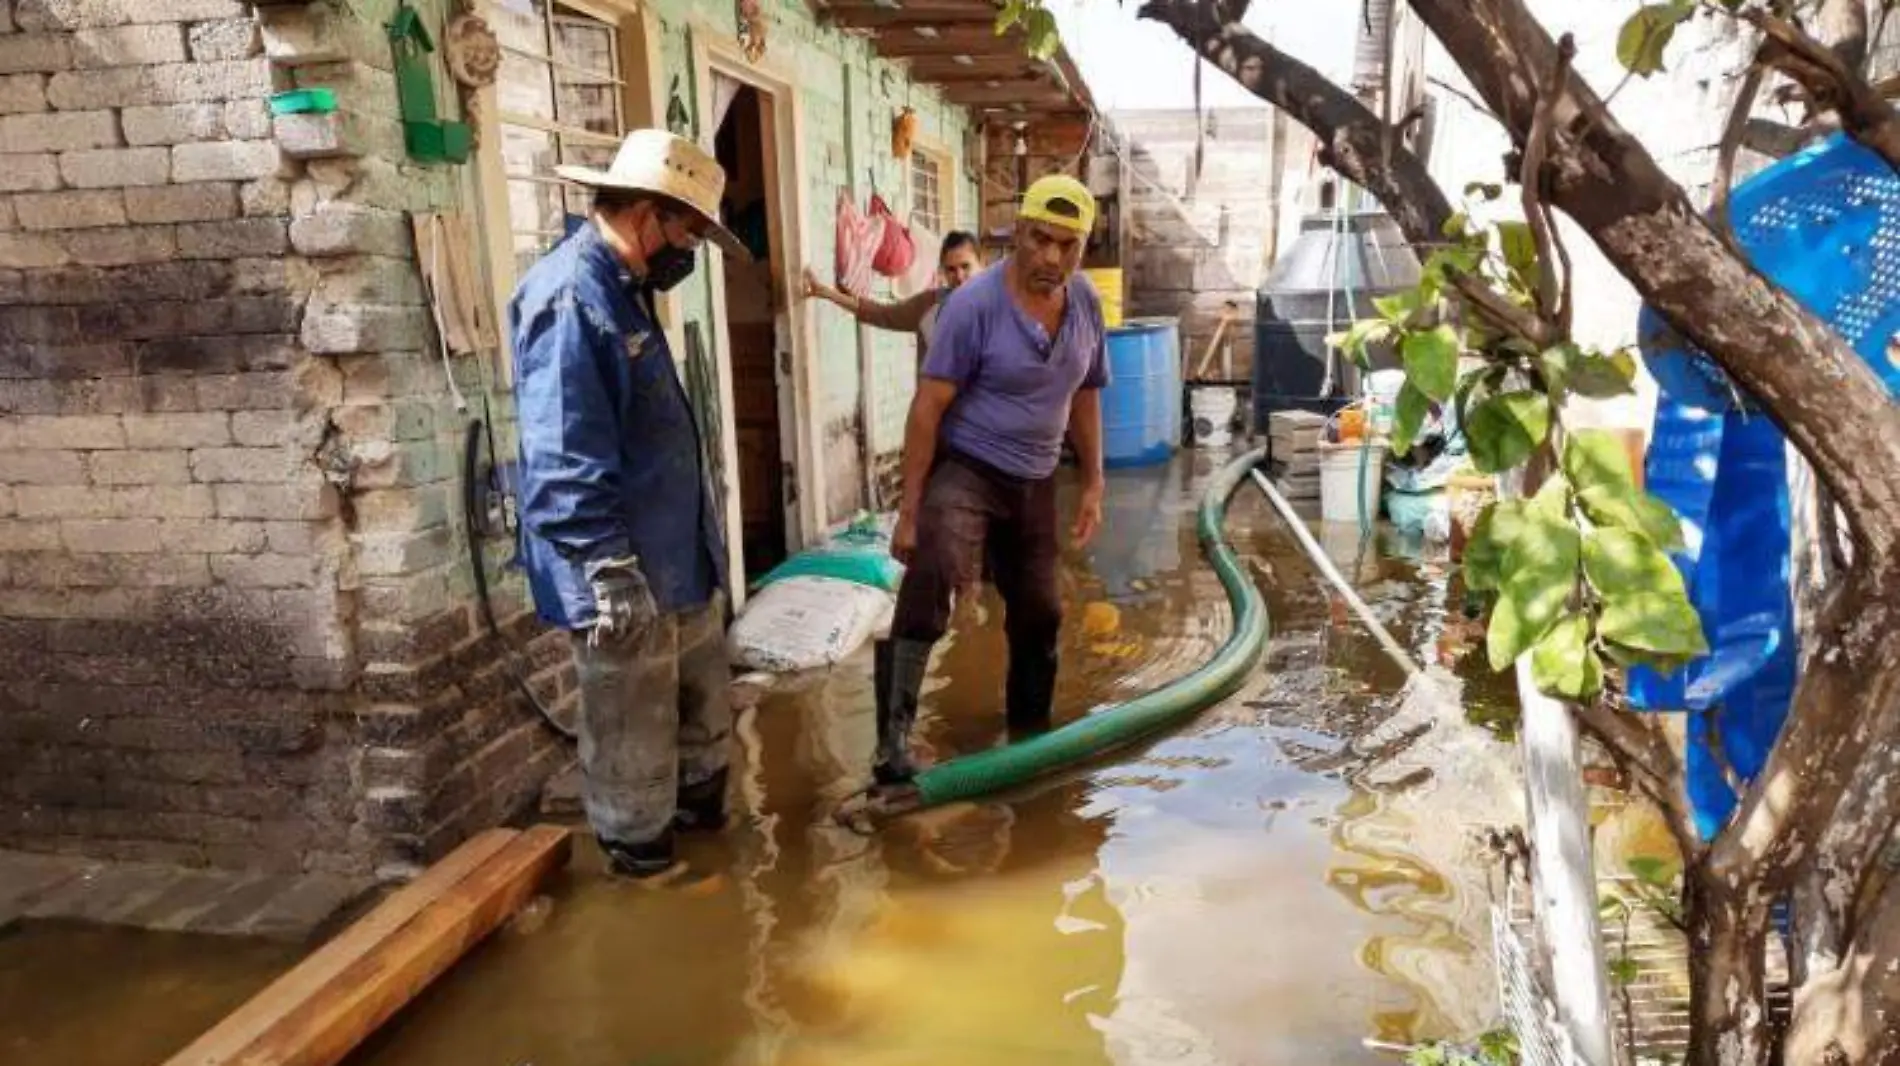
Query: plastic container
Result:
<box><xmin>1085</xmin><ymin>268</ymin><xmax>1125</xmax><ymax>327</ymax></box>
<box><xmin>1319</xmin><ymin>440</ymin><xmax>1385</xmax><ymax>524</ymax></box>
<box><xmin>1189</xmin><ymin>386</ymin><xmax>1238</xmax><ymax>448</ymax></box>
<box><xmin>1103</xmin><ymin>318</ymin><xmax>1182</xmax><ymax>468</ymax></box>
<box><xmin>1336</xmin><ymin>407</ymin><xmax>1366</xmax><ymax>442</ymax></box>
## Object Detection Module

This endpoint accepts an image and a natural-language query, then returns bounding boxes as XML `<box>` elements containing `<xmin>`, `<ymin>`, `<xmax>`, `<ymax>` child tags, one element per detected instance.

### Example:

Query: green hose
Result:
<box><xmin>909</xmin><ymin>448</ymin><xmax>1272</xmax><ymax>808</ymax></box>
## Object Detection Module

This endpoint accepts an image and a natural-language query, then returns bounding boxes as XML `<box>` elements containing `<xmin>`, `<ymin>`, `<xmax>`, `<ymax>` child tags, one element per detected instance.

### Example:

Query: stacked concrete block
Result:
<box><xmin>0</xmin><ymin>0</ymin><xmax>569</xmax><ymax>881</ymax></box>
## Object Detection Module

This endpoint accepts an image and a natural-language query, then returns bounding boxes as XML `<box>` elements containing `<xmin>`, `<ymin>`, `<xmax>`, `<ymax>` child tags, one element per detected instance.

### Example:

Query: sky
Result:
<box><xmin>1049</xmin><ymin>0</ymin><xmax>1361</xmax><ymax>112</ymax></box>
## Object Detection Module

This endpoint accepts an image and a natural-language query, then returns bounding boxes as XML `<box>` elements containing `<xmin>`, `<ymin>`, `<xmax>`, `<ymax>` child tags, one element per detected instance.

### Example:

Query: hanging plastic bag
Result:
<box><xmin>868</xmin><ymin>193</ymin><xmax>916</xmax><ymax>277</ymax></box>
<box><xmin>834</xmin><ymin>188</ymin><xmax>882</xmax><ymax>298</ymax></box>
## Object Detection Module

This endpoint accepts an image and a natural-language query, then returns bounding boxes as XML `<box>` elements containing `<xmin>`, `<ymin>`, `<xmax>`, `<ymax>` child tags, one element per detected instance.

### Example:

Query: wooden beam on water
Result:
<box><xmin>162</xmin><ymin>825</ymin><xmax>572</xmax><ymax>1066</ymax></box>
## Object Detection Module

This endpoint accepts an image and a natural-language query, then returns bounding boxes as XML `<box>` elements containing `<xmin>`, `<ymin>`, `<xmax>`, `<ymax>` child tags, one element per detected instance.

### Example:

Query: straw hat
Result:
<box><xmin>555</xmin><ymin>129</ymin><xmax>750</xmax><ymax>259</ymax></box>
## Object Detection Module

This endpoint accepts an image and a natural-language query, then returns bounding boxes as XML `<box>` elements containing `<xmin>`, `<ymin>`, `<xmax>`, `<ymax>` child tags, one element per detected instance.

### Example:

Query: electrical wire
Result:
<box><xmin>463</xmin><ymin>414</ymin><xmax>575</xmax><ymax>740</ymax></box>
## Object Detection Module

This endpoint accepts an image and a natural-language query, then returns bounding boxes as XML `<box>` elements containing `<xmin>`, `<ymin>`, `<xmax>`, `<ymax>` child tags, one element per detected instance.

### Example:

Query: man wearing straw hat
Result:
<box><xmin>511</xmin><ymin>129</ymin><xmax>749</xmax><ymax>881</ymax></box>
<box><xmin>871</xmin><ymin>174</ymin><xmax>1109</xmax><ymax>793</ymax></box>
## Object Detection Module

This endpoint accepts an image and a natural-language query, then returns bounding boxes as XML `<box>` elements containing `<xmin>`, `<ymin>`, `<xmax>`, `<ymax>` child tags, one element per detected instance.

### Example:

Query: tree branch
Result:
<box><xmin>1134</xmin><ymin>0</ymin><xmax>1559</xmax><ymax>351</ymax></box>
<box><xmin>1404</xmin><ymin>0</ymin><xmax>1900</xmax><ymax>571</ymax></box>
<box><xmin>1740</xmin><ymin>115</ymin><xmax>1811</xmax><ymax>157</ymax></box>
<box><xmin>1573</xmin><ymin>697</ymin><xmax>1700</xmax><ymax>858</ymax></box>
<box><xmin>1520</xmin><ymin>34</ymin><xmax>1574</xmax><ymax>331</ymax></box>
<box><xmin>1749</xmin><ymin>9</ymin><xmax>1900</xmax><ymax>175</ymax></box>
<box><xmin>1713</xmin><ymin>61</ymin><xmax>1767</xmax><ymax>236</ymax></box>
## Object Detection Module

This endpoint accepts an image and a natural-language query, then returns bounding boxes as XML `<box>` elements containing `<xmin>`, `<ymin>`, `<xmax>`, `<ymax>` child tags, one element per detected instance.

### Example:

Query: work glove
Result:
<box><xmin>585</xmin><ymin>555</ymin><xmax>659</xmax><ymax>648</ymax></box>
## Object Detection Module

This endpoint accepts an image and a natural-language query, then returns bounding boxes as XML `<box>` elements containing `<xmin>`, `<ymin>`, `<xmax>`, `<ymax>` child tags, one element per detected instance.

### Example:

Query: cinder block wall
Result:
<box><xmin>0</xmin><ymin>0</ymin><xmax>570</xmax><ymax>880</ymax></box>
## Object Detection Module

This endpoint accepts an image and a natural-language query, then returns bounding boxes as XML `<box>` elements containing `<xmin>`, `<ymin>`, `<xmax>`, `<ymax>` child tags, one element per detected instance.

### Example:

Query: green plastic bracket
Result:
<box><xmin>270</xmin><ymin>88</ymin><xmax>337</xmax><ymax>115</ymax></box>
<box><xmin>387</xmin><ymin>1</ymin><xmax>469</xmax><ymax>165</ymax></box>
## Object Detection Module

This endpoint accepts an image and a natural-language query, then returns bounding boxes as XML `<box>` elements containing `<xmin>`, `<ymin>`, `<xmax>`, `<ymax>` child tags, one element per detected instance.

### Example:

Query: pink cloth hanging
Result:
<box><xmin>834</xmin><ymin>188</ymin><xmax>883</xmax><ymax>298</ymax></box>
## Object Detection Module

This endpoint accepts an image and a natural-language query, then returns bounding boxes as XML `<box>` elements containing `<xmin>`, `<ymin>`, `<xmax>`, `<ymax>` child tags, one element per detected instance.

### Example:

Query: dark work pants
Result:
<box><xmin>570</xmin><ymin>598</ymin><xmax>732</xmax><ymax>847</ymax></box>
<box><xmin>891</xmin><ymin>453</ymin><xmax>1063</xmax><ymax>729</ymax></box>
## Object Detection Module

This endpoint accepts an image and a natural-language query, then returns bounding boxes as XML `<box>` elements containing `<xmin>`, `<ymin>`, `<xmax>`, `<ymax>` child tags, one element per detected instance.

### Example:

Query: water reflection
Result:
<box><xmin>341</xmin><ymin>454</ymin><xmax>1512</xmax><ymax>1066</ymax></box>
<box><xmin>0</xmin><ymin>454</ymin><xmax>1517</xmax><ymax>1066</ymax></box>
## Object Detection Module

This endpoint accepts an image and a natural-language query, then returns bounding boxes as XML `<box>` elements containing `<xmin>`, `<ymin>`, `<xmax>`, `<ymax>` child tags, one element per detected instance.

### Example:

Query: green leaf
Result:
<box><xmin>1578</xmin><ymin>485</ymin><xmax>1685</xmax><ymax>551</ymax></box>
<box><xmin>996</xmin><ymin>0</ymin><xmax>1024</xmax><ymax>33</ymax></box>
<box><xmin>1477</xmin><ymin>1030</ymin><xmax>1519</xmax><ymax>1066</ymax></box>
<box><xmin>1563</xmin><ymin>429</ymin><xmax>1637</xmax><ymax>494</ymax></box>
<box><xmin>1609</xmin><ymin>957</ymin><xmax>1641</xmax><ymax>986</ymax></box>
<box><xmin>1402</xmin><ymin>324</ymin><xmax>1461</xmax><ymax>403</ymax></box>
<box><xmin>1374</xmin><ymin>289</ymin><xmax>1422</xmax><ymax>324</ymax></box>
<box><xmin>1528</xmin><ymin>473</ymin><xmax>1571</xmax><ymax>518</ymax></box>
<box><xmin>1617</xmin><ymin>1</ymin><xmax>1696</xmax><ymax>77</ymax></box>
<box><xmin>1487</xmin><ymin>508</ymin><xmax>1580</xmax><ymax>670</ymax></box>
<box><xmin>1530</xmin><ymin>612</ymin><xmax>1604</xmax><ymax>700</ymax></box>
<box><xmin>1627</xmin><ymin>856</ymin><xmax>1678</xmax><ymax>888</ymax></box>
<box><xmin>1392</xmin><ymin>382</ymin><xmax>1433</xmax><ymax>457</ymax></box>
<box><xmin>1497</xmin><ymin>220</ymin><xmax>1538</xmax><ymax>282</ymax></box>
<box><xmin>1600</xmin><ymin>894</ymin><xmax>1632</xmax><ymax>918</ymax></box>
<box><xmin>1585</xmin><ymin>528</ymin><xmax>1686</xmax><ymax>599</ymax></box>
<box><xmin>1464</xmin><ymin>182</ymin><xmax>1504</xmax><ymax>203</ymax></box>
<box><xmin>1443</xmin><ymin>211</ymin><xmax>1471</xmax><ymax>240</ymax></box>
<box><xmin>1537</xmin><ymin>342</ymin><xmax>1577</xmax><ymax>396</ymax></box>
<box><xmin>1599</xmin><ymin>590</ymin><xmax>1709</xmax><ymax>659</ymax></box>
<box><xmin>1568</xmin><ymin>349</ymin><xmax>1640</xmax><ymax>399</ymax></box>
<box><xmin>1022</xmin><ymin>6</ymin><xmax>1060</xmax><ymax>59</ymax></box>
<box><xmin>1327</xmin><ymin>318</ymin><xmax>1389</xmax><ymax>370</ymax></box>
<box><xmin>1462</xmin><ymin>499</ymin><xmax>1525</xmax><ymax>593</ymax></box>
<box><xmin>1466</xmin><ymin>391</ymin><xmax>1551</xmax><ymax>474</ymax></box>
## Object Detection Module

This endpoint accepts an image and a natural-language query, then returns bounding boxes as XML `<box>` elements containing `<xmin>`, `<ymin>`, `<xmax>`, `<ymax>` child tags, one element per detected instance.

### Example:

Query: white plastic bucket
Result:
<box><xmin>1189</xmin><ymin>387</ymin><xmax>1238</xmax><ymax>448</ymax></box>
<box><xmin>1319</xmin><ymin>441</ymin><xmax>1385</xmax><ymax>524</ymax></box>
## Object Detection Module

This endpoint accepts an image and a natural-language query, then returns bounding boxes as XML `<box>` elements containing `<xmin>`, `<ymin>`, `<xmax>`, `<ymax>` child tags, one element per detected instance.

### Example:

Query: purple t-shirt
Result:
<box><xmin>921</xmin><ymin>264</ymin><xmax>1109</xmax><ymax>480</ymax></box>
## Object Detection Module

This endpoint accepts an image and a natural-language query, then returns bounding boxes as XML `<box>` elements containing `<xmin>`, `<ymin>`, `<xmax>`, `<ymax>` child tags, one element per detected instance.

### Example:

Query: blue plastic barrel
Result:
<box><xmin>1102</xmin><ymin>318</ymin><xmax>1181</xmax><ymax>468</ymax></box>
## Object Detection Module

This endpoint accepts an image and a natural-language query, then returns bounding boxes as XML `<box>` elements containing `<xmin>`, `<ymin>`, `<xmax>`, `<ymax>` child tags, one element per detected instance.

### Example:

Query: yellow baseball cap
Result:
<box><xmin>1019</xmin><ymin>174</ymin><xmax>1097</xmax><ymax>237</ymax></box>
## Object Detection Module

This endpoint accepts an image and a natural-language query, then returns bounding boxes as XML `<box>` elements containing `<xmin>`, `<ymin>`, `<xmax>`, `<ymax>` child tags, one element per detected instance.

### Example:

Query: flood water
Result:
<box><xmin>0</xmin><ymin>452</ymin><xmax>1519</xmax><ymax>1066</ymax></box>
<box><xmin>346</xmin><ymin>452</ymin><xmax>1516</xmax><ymax>1066</ymax></box>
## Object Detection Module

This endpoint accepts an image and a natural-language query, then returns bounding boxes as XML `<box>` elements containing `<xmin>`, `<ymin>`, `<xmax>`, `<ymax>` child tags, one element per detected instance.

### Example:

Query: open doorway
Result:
<box><xmin>713</xmin><ymin>83</ymin><xmax>789</xmax><ymax>580</ymax></box>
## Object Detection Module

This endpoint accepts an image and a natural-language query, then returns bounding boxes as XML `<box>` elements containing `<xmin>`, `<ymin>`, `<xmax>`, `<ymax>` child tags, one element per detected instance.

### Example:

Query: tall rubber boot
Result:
<box><xmin>1005</xmin><ymin>647</ymin><xmax>1058</xmax><ymax>740</ymax></box>
<box><xmin>674</xmin><ymin>767</ymin><xmax>729</xmax><ymax>833</ymax></box>
<box><xmin>874</xmin><ymin>638</ymin><xmax>931</xmax><ymax>786</ymax></box>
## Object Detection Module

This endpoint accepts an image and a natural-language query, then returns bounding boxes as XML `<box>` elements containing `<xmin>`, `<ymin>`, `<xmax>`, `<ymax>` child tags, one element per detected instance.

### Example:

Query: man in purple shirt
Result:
<box><xmin>872</xmin><ymin>174</ymin><xmax>1110</xmax><ymax>791</ymax></box>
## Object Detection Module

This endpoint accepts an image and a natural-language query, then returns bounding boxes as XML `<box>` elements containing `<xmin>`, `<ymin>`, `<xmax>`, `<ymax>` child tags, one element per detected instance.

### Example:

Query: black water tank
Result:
<box><xmin>1253</xmin><ymin>208</ymin><xmax>1420</xmax><ymax>429</ymax></box>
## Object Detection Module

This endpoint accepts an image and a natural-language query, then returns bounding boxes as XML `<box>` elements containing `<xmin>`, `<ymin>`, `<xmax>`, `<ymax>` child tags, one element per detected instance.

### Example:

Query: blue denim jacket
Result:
<box><xmin>509</xmin><ymin>224</ymin><xmax>727</xmax><ymax>629</ymax></box>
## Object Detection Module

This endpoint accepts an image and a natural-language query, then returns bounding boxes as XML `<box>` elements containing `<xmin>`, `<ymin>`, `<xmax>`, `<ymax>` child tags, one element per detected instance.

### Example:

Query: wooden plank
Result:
<box><xmin>904</xmin><ymin>54</ymin><xmax>1043</xmax><ymax>80</ymax></box>
<box><xmin>163</xmin><ymin>826</ymin><xmax>571</xmax><ymax>1066</ymax></box>
<box><xmin>940</xmin><ymin>84</ymin><xmax>1072</xmax><ymax>108</ymax></box>
<box><xmin>828</xmin><ymin>5</ymin><xmax>995</xmax><ymax>29</ymax></box>
<box><xmin>824</xmin><ymin>0</ymin><xmax>996</xmax><ymax>22</ymax></box>
<box><xmin>871</xmin><ymin>24</ymin><xmax>1033</xmax><ymax>56</ymax></box>
<box><xmin>161</xmin><ymin>829</ymin><xmax>518</xmax><ymax>1066</ymax></box>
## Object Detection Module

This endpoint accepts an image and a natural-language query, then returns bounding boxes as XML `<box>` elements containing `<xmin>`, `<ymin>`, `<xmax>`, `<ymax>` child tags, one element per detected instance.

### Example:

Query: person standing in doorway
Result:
<box><xmin>510</xmin><ymin>129</ymin><xmax>749</xmax><ymax>881</ymax></box>
<box><xmin>800</xmin><ymin>230</ymin><xmax>983</xmax><ymax>365</ymax></box>
<box><xmin>871</xmin><ymin>175</ymin><xmax>1109</xmax><ymax>791</ymax></box>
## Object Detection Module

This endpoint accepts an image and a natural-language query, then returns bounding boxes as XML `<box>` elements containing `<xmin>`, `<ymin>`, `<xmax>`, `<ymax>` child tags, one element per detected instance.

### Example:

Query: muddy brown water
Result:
<box><xmin>0</xmin><ymin>453</ymin><xmax>1519</xmax><ymax>1066</ymax></box>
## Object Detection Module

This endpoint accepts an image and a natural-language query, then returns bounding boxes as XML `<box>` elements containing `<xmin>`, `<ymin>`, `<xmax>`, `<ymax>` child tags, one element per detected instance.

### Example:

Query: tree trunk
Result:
<box><xmin>1686</xmin><ymin>873</ymin><xmax>1776</xmax><ymax>1066</ymax></box>
<box><xmin>1787</xmin><ymin>873</ymin><xmax>1900</xmax><ymax>1065</ymax></box>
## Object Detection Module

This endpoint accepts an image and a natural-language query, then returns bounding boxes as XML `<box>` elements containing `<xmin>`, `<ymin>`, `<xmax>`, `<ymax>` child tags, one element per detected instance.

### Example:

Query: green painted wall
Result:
<box><xmin>645</xmin><ymin>0</ymin><xmax>979</xmax><ymax>510</ymax></box>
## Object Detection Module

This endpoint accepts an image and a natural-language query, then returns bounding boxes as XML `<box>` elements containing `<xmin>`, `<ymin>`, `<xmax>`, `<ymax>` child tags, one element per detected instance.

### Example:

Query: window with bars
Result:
<box><xmin>910</xmin><ymin>148</ymin><xmax>946</xmax><ymax>234</ymax></box>
<box><xmin>492</xmin><ymin>1</ymin><xmax>627</xmax><ymax>279</ymax></box>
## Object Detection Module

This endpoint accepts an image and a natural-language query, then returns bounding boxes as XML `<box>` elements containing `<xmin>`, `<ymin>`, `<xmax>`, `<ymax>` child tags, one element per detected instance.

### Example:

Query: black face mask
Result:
<box><xmin>644</xmin><ymin>241</ymin><xmax>699</xmax><ymax>293</ymax></box>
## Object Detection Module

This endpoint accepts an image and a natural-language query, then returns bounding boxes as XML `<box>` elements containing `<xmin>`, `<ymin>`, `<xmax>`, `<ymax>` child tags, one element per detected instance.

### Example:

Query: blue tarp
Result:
<box><xmin>1629</xmin><ymin>135</ymin><xmax>1900</xmax><ymax>839</ymax></box>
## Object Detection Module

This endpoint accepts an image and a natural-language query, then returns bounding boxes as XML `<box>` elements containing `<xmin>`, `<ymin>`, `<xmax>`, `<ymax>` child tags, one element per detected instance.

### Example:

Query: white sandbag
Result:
<box><xmin>728</xmin><ymin>575</ymin><xmax>894</xmax><ymax>673</ymax></box>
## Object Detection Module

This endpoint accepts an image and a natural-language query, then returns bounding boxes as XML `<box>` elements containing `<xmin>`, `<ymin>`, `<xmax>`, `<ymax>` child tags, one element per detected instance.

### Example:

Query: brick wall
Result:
<box><xmin>1116</xmin><ymin>108</ymin><xmax>1315</xmax><ymax>386</ymax></box>
<box><xmin>0</xmin><ymin>0</ymin><xmax>570</xmax><ymax>880</ymax></box>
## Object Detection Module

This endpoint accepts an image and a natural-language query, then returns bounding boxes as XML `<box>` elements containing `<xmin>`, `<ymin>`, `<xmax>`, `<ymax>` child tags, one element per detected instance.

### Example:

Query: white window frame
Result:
<box><xmin>907</xmin><ymin>138</ymin><xmax>957</xmax><ymax>235</ymax></box>
<box><xmin>471</xmin><ymin>0</ymin><xmax>667</xmax><ymax>382</ymax></box>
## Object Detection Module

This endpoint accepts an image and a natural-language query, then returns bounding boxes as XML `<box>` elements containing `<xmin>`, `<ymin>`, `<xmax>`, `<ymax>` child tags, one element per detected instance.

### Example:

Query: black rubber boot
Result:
<box><xmin>874</xmin><ymin>638</ymin><xmax>931</xmax><ymax>786</ymax></box>
<box><xmin>600</xmin><ymin>830</ymin><xmax>682</xmax><ymax>880</ymax></box>
<box><xmin>674</xmin><ymin>768</ymin><xmax>729</xmax><ymax>833</ymax></box>
<box><xmin>1005</xmin><ymin>647</ymin><xmax>1058</xmax><ymax>740</ymax></box>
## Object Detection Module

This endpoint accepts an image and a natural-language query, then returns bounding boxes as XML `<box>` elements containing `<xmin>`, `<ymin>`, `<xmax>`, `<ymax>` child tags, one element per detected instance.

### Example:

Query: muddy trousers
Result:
<box><xmin>569</xmin><ymin>599</ymin><xmax>732</xmax><ymax>848</ymax></box>
<box><xmin>881</xmin><ymin>454</ymin><xmax>1063</xmax><ymax>774</ymax></box>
